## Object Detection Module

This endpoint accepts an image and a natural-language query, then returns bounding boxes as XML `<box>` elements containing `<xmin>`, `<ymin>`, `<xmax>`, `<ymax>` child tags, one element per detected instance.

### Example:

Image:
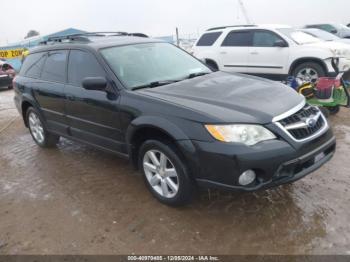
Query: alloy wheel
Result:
<box><xmin>296</xmin><ymin>67</ymin><xmax>319</xmax><ymax>83</ymax></box>
<box><xmin>28</xmin><ymin>112</ymin><xmax>45</xmax><ymax>144</ymax></box>
<box><xmin>143</xmin><ymin>150</ymin><xmax>179</xmax><ymax>198</ymax></box>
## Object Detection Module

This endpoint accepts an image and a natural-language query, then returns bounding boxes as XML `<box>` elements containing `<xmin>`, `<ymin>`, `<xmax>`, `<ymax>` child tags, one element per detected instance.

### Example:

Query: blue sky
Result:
<box><xmin>1</xmin><ymin>0</ymin><xmax>350</xmax><ymax>45</ymax></box>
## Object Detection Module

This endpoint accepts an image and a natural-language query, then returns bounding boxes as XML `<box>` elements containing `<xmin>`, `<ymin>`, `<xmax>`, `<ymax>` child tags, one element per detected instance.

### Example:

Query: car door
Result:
<box><xmin>32</xmin><ymin>50</ymin><xmax>69</xmax><ymax>134</ymax></box>
<box><xmin>65</xmin><ymin>49</ymin><xmax>124</xmax><ymax>153</ymax></box>
<box><xmin>247</xmin><ymin>30</ymin><xmax>289</xmax><ymax>76</ymax></box>
<box><xmin>218</xmin><ymin>30</ymin><xmax>252</xmax><ymax>73</ymax></box>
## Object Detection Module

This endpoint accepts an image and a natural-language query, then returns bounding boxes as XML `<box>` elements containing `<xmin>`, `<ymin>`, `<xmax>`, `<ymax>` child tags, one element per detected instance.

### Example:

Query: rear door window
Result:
<box><xmin>20</xmin><ymin>52</ymin><xmax>47</xmax><ymax>78</ymax></box>
<box><xmin>221</xmin><ymin>31</ymin><xmax>253</xmax><ymax>47</ymax></box>
<box><xmin>41</xmin><ymin>50</ymin><xmax>68</xmax><ymax>83</ymax></box>
<box><xmin>67</xmin><ymin>50</ymin><xmax>106</xmax><ymax>87</ymax></box>
<box><xmin>196</xmin><ymin>32</ymin><xmax>222</xmax><ymax>46</ymax></box>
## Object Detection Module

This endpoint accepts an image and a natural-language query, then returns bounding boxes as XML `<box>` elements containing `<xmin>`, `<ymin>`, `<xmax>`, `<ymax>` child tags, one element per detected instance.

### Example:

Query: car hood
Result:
<box><xmin>138</xmin><ymin>72</ymin><xmax>304</xmax><ymax>124</ymax></box>
<box><xmin>339</xmin><ymin>38</ymin><xmax>350</xmax><ymax>45</ymax></box>
<box><xmin>305</xmin><ymin>41</ymin><xmax>350</xmax><ymax>57</ymax></box>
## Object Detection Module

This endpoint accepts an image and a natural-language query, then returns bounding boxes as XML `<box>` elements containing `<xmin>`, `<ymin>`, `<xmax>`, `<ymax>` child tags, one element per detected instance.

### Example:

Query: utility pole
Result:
<box><xmin>176</xmin><ymin>27</ymin><xmax>180</xmax><ymax>46</ymax></box>
<box><xmin>238</xmin><ymin>0</ymin><xmax>252</xmax><ymax>24</ymax></box>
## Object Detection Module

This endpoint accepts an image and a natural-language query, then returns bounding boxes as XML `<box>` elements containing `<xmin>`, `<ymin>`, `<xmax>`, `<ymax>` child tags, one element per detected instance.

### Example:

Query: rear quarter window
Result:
<box><xmin>196</xmin><ymin>32</ymin><xmax>222</xmax><ymax>46</ymax></box>
<box><xmin>19</xmin><ymin>52</ymin><xmax>47</xmax><ymax>78</ymax></box>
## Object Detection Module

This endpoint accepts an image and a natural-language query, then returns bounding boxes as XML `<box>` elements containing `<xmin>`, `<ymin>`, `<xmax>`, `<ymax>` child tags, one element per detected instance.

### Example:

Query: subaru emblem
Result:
<box><xmin>306</xmin><ymin>118</ymin><xmax>317</xmax><ymax>128</ymax></box>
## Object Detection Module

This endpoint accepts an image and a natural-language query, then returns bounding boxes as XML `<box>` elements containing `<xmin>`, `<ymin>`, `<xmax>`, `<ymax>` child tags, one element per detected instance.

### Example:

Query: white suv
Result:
<box><xmin>193</xmin><ymin>25</ymin><xmax>350</xmax><ymax>82</ymax></box>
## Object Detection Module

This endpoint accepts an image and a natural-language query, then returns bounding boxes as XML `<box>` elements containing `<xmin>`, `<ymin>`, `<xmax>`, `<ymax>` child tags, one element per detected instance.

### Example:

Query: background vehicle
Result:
<box><xmin>304</xmin><ymin>23</ymin><xmax>350</xmax><ymax>38</ymax></box>
<box><xmin>192</xmin><ymin>25</ymin><xmax>350</xmax><ymax>82</ymax></box>
<box><xmin>13</xmin><ymin>33</ymin><xmax>336</xmax><ymax>206</ymax></box>
<box><xmin>289</xmin><ymin>58</ymin><xmax>350</xmax><ymax>115</ymax></box>
<box><xmin>301</xmin><ymin>28</ymin><xmax>350</xmax><ymax>45</ymax></box>
<box><xmin>0</xmin><ymin>60</ymin><xmax>16</xmax><ymax>89</ymax></box>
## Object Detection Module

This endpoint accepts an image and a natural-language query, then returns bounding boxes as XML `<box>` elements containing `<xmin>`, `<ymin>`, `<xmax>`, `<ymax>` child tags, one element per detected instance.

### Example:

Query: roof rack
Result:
<box><xmin>39</xmin><ymin>31</ymin><xmax>149</xmax><ymax>45</ymax></box>
<box><xmin>39</xmin><ymin>34</ymin><xmax>91</xmax><ymax>45</ymax></box>
<box><xmin>207</xmin><ymin>25</ymin><xmax>257</xmax><ymax>31</ymax></box>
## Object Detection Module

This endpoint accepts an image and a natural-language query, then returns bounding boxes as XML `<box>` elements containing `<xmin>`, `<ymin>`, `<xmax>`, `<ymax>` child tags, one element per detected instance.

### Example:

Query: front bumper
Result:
<box><xmin>182</xmin><ymin>129</ymin><xmax>336</xmax><ymax>192</ymax></box>
<box><xmin>325</xmin><ymin>57</ymin><xmax>350</xmax><ymax>76</ymax></box>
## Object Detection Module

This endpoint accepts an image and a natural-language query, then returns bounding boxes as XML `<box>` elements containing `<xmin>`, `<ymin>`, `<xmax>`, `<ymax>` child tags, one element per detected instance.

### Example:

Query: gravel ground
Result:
<box><xmin>0</xmin><ymin>88</ymin><xmax>349</xmax><ymax>255</ymax></box>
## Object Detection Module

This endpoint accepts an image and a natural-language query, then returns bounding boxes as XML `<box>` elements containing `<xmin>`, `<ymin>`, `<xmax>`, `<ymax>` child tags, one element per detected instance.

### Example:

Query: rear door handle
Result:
<box><xmin>220</xmin><ymin>51</ymin><xmax>227</xmax><ymax>55</ymax></box>
<box><xmin>250</xmin><ymin>51</ymin><xmax>259</xmax><ymax>55</ymax></box>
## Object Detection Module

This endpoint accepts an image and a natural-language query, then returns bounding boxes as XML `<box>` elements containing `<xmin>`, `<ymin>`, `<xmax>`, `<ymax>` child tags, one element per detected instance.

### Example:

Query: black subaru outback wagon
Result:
<box><xmin>14</xmin><ymin>32</ymin><xmax>336</xmax><ymax>206</ymax></box>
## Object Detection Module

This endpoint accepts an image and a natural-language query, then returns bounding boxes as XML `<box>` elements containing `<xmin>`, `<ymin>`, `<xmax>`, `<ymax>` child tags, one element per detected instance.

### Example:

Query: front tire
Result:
<box><xmin>293</xmin><ymin>62</ymin><xmax>325</xmax><ymax>83</ymax></box>
<box><xmin>26</xmin><ymin>107</ymin><xmax>60</xmax><ymax>148</ymax></box>
<box><xmin>8</xmin><ymin>85</ymin><xmax>13</xmax><ymax>90</ymax></box>
<box><xmin>139</xmin><ymin>140</ymin><xmax>193</xmax><ymax>206</ymax></box>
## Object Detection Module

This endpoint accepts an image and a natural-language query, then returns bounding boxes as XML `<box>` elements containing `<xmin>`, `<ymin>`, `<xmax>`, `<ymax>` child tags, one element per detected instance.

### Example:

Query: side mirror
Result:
<box><xmin>330</xmin><ymin>29</ymin><xmax>338</xmax><ymax>34</ymax></box>
<box><xmin>82</xmin><ymin>77</ymin><xmax>107</xmax><ymax>91</ymax></box>
<box><xmin>273</xmin><ymin>40</ymin><xmax>288</xmax><ymax>47</ymax></box>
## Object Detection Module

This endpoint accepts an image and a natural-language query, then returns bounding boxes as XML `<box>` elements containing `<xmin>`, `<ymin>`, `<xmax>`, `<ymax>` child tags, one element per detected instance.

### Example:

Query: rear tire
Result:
<box><xmin>26</xmin><ymin>107</ymin><xmax>60</xmax><ymax>148</ymax></box>
<box><xmin>328</xmin><ymin>105</ymin><xmax>340</xmax><ymax>115</ymax></box>
<box><xmin>319</xmin><ymin>107</ymin><xmax>330</xmax><ymax>118</ymax></box>
<box><xmin>138</xmin><ymin>139</ymin><xmax>193</xmax><ymax>206</ymax></box>
<box><xmin>7</xmin><ymin>85</ymin><xmax>13</xmax><ymax>90</ymax></box>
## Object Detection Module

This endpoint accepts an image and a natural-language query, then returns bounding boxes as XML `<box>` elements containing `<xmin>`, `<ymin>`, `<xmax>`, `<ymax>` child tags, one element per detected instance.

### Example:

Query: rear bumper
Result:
<box><xmin>325</xmin><ymin>57</ymin><xmax>350</xmax><ymax>76</ymax></box>
<box><xmin>326</xmin><ymin>72</ymin><xmax>337</xmax><ymax>78</ymax></box>
<box><xmin>179</xmin><ymin>129</ymin><xmax>336</xmax><ymax>192</ymax></box>
<box><xmin>0</xmin><ymin>75</ymin><xmax>12</xmax><ymax>87</ymax></box>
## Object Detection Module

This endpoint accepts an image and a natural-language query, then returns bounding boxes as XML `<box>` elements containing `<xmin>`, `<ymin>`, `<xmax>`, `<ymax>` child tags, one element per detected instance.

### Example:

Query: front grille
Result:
<box><xmin>278</xmin><ymin>105</ymin><xmax>326</xmax><ymax>140</ymax></box>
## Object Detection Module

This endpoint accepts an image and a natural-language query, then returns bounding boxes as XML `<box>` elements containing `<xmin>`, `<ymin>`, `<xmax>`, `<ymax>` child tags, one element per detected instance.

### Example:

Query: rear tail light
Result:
<box><xmin>12</xmin><ymin>77</ymin><xmax>17</xmax><ymax>89</ymax></box>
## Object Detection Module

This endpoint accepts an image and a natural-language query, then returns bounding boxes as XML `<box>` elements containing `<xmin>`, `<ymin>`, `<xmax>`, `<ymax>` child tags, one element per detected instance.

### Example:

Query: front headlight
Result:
<box><xmin>205</xmin><ymin>124</ymin><xmax>276</xmax><ymax>146</ymax></box>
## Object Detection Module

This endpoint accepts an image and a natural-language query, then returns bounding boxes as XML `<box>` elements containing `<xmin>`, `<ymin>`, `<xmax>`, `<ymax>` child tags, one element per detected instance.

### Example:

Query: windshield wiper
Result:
<box><xmin>131</xmin><ymin>72</ymin><xmax>211</xmax><ymax>91</ymax></box>
<box><xmin>188</xmin><ymin>72</ymin><xmax>211</xmax><ymax>79</ymax></box>
<box><xmin>131</xmin><ymin>80</ymin><xmax>180</xmax><ymax>91</ymax></box>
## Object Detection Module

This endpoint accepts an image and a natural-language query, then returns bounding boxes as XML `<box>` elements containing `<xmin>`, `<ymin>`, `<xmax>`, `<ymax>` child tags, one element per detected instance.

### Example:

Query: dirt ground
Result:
<box><xmin>0</xmin><ymin>88</ymin><xmax>349</xmax><ymax>255</ymax></box>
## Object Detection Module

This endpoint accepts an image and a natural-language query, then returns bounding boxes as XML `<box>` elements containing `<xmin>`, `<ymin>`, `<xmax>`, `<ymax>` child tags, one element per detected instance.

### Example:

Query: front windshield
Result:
<box><xmin>304</xmin><ymin>29</ymin><xmax>339</xmax><ymax>41</ymax></box>
<box><xmin>278</xmin><ymin>28</ymin><xmax>322</xmax><ymax>44</ymax></box>
<box><xmin>100</xmin><ymin>42</ymin><xmax>211</xmax><ymax>89</ymax></box>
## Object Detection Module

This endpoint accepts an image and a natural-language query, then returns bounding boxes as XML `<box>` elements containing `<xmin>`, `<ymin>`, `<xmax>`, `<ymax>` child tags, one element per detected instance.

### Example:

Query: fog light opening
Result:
<box><xmin>239</xmin><ymin>170</ymin><xmax>256</xmax><ymax>186</ymax></box>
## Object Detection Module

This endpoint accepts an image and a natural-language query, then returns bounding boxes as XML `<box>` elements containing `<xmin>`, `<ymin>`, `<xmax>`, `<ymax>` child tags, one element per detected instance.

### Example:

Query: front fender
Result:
<box><xmin>126</xmin><ymin>115</ymin><xmax>200</xmax><ymax>177</ymax></box>
<box><xmin>126</xmin><ymin>115</ymin><xmax>190</xmax><ymax>145</ymax></box>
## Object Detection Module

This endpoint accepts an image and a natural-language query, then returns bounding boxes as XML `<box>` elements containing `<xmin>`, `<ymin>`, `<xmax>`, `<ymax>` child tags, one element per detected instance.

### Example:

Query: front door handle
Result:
<box><xmin>220</xmin><ymin>51</ymin><xmax>227</xmax><ymax>55</ymax></box>
<box><xmin>250</xmin><ymin>51</ymin><xmax>259</xmax><ymax>55</ymax></box>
